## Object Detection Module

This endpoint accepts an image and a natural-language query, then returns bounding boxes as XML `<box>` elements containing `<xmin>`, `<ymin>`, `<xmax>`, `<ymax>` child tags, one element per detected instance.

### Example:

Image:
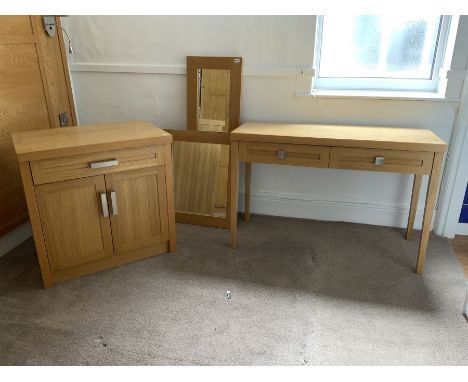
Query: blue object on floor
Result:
<box><xmin>464</xmin><ymin>181</ymin><xmax>468</xmax><ymax>205</ymax></box>
<box><xmin>460</xmin><ymin>205</ymin><xmax>468</xmax><ymax>223</ymax></box>
<box><xmin>460</xmin><ymin>181</ymin><xmax>468</xmax><ymax>223</ymax></box>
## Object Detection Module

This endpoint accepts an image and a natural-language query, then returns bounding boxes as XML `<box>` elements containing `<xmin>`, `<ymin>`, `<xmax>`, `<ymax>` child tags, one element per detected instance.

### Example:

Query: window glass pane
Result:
<box><xmin>318</xmin><ymin>16</ymin><xmax>442</xmax><ymax>79</ymax></box>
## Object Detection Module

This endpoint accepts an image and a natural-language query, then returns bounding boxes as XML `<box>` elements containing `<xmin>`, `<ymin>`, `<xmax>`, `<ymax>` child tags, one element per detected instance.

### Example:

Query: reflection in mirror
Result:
<box><xmin>197</xmin><ymin>69</ymin><xmax>230</xmax><ymax>132</ymax></box>
<box><xmin>173</xmin><ymin>141</ymin><xmax>229</xmax><ymax>218</ymax></box>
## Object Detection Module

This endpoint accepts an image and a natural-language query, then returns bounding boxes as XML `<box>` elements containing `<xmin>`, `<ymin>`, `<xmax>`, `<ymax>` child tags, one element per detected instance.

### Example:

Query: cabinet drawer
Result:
<box><xmin>329</xmin><ymin>147</ymin><xmax>433</xmax><ymax>174</ymax></box>
<box><xmin>239</xmin><ymin>141</ymin><xmax>329</xmax><ymax>167</ymax></box>
<box><xmin>31</xmin><ymin>145</ymin><xmax>164</xmax><ymax>185</ymax></box>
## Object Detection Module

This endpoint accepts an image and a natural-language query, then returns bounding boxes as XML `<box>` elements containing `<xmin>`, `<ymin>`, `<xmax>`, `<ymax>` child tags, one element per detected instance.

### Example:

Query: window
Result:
<box><xmin>313</xmin><ymin>16</ymin><xmax>452</xmax><ymax>92</ymax></box>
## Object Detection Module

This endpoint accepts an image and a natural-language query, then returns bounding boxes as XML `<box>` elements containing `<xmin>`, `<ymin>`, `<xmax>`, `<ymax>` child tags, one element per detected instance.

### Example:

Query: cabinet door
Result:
<box><xmin>35</xmin><ymin>175</ymin><xmax>114</xmax><ymax>271</ymax></box>
<box><xmin>105</xmin><ymin>167</ymin><xmax>169</xmax><ymax>254</ymax></box>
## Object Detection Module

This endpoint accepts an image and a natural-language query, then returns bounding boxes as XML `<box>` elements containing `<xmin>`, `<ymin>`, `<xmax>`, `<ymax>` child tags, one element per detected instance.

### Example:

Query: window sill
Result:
<box><xmin>296</xmin><ymin>89</ymin><xmax>460</xmax><ymax>103</ymax></box>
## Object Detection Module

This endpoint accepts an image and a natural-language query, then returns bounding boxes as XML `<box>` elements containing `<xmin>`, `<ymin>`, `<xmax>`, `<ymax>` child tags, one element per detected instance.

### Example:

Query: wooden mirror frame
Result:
<box><xmin>165</xmin><ymin>56</ymin><xmax>243</xmax><ymax>229</ymax></box>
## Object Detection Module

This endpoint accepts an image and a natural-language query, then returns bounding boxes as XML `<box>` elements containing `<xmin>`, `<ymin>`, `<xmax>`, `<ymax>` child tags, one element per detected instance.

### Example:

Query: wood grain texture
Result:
<box><xmin>0</xmin><ymin>16</ymin><xmax>33</xmax><ymax>36</ymax></box>
<box><xmin>35</xmin><ymin>175</ymin><xmax>114</xmax><ymax>271</ymax></box>
<box><xmin>31</xmin><ymin>16</ymin><xmax>73</xmax><ymax>129</ymax></box>
<box><xmin>164</xmin><ymin>129</ymin><xmax>230</xmax><ymax>144</ymax></box>
<box><xmin>170</xmin><ymin>56</ymin><xmax>242</xmax><ymax>229</ymax></box>
<box><xmin>198</xmin><ymin>119</ymin><xmax>225</xmax><ymax>131</ymax></box>
<box><xmin>330</xmin><ymin>147</ymin><xmax>433</xmax><ymax>174</ymax></box>
<box><xmin>175</xmin><ymin>212</ymin><xmax>229</xmax><ymax>229</ymax></box>
<box><xmin>174</xmin><ymin>120</ymin><xmax>229</xmax><ymax>218</ymax></box>
<box><xmin>213</xmin><ymin>144</ymin><xmax>229</xmax><ymax>216</ymax></box>
<box><xmin>14</xmin><ymin>122</ymin><xmax>174</xmax><ymax>287</ymax></box>
<box><xmin>163</xmin><ymin>143</ymin><xmax>177</xmax><ymax>252</ymax></box>
<box><xmin>0</xmin><ymin>44</ymin><xmax>50</xmax><ymax>132</ymax></box>
<box><xmin>0</xmin><ymin>15</ymin><xmax>76</xmax><ymax>235</ymax></box>
<box><xmin>56</xmin><ymin>17</ymin><xmax>77</xmax><ymax>126</ymax></box>
<box><xmin>416</xmin><ymin>152</ymin><xmax>444</xmax><ymax>274</ymax></box>
<box><xmin>18</xmin><ymin>162</ymin><xmax>53</xmax><ymax>287</ymax></box>
<box><xmin>240</xmin><ymin>141</ymin><xmax>330</xmax><ymax>168</ymax></box>
<box><xmin>0</xmin><ymin>24</ymin><xmax>51</xmax><ymax>235</ymax></box>
<box><xmin>31</xmin><ymin>145</ymin><xmax>164</xmax><ymax>185</ymax></box>
<box><xmin>244</xmin><ymin>162</ymin><xmax>252</xmax><ymax>222</ymax></box>
<box><xmin>231</xmin><ymin>122</ymin><xmax>447</xmax><ymax>152</ymax></box>
<box><xmin>230</xmin><ymin>122</ymin><xmax>447</xmax><ymax>274</ymax></box>
<box><xmin>173</xmin><ymin>141</ymin><xmax>226</xmax><ymax>216</ymax></box>
<box><xmin>230</xmin><ymin>140</ymin><xmax>239</xmax><ymax>248</ymax></box>
<box><xmin>12</xmin><ymin>121</ymin><xmax>172</xmax><ymax>162</ymax></box>
<box><xmin>405</xmin><ymin>174</ymin><xmax>423</xmax><ymax>241</ymax></box>
<box><xmin>106</xmin><ymin>167</ymin><xmax>169</xmax><ymax>254</ymax></box>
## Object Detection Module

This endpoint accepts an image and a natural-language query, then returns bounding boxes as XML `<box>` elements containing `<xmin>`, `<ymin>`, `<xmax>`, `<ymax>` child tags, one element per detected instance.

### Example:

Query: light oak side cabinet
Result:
<box><xmin>12</xmin><ymin>121</ymin><xmax>176</xmax><ymax>288</ymax></box>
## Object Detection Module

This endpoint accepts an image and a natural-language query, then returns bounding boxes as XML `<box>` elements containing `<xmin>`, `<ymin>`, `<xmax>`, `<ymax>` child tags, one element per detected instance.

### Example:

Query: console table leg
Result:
<box><xmin>406</xmin><ymin>174</ymin><xmax>422</xmax><ymax>241</ymax></box>
<box><xmin>245</xmin><ymin>162</ymin><xmax>252</xmax><ymax>222</ymax></box>
<box><xmin>230</xmin><ymin>141</ymin><xmax>239</xmax><ymax>248</ymax></box>
<box><xmin>416</xmin><ymin>152</ymin><xmax>443</xmax><ymax>274</ymax></box>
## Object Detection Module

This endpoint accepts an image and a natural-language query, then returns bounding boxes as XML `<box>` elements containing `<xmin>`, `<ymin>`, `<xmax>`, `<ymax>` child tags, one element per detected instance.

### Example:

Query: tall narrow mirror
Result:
<box><xmin>166</xmin><ymin>56</ymin><xmax>242</xmax><ymax>228</ymax></box>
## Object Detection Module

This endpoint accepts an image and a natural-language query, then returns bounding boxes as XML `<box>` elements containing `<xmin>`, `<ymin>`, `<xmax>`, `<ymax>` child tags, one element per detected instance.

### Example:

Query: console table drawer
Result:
<box><xmin>239</xmin><ymin>141</ymin><xmax>330</xmax><ymax>167</ymax></box>
<box><xmin>31</xmin><ymin>145</ymin><xmax>164</xmax><ymax>185</ymax></box>
<box><xmin>329</xmin><ymin>147</ymin><xmax>433</xmax><ymax>174</ymax></box>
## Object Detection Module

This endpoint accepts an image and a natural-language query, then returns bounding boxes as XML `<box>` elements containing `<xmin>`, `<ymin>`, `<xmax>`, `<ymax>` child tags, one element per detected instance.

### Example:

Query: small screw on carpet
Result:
<box><xmin>226</xmin><ymin>290</ymin><xmax>231</xmax><ymax>299</ymax></box>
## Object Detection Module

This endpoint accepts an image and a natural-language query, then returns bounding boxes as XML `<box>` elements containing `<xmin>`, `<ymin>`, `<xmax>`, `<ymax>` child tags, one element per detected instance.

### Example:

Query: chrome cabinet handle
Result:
<box><xmin>89</xmin><ymin>159</ymin><xmax>119</xmax><ymax>169</ymax></box>
<box><xmin>110</xmin><ymin>191</ymin><xmax>118</xmax><ymax>216</ymax></box>
<box><xmin>100</xmin><ymin>193</ymin><xmax>109</xmax><ymax>218</ymax></box>
<box><xmin>277</xmin><ymin>150</ymin><xmax>287</xmax><ymax>160</ymax></box>
<box><xmin>374</xmin><ymin>156</ymin><xmax>385</xmax><ymax>165</ymax></box>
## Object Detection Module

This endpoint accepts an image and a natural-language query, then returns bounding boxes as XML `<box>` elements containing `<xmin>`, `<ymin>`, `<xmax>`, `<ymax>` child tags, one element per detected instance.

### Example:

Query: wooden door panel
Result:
<box><xmin>0</xmin><ymin>15</ymin><xmax>76</xmax><ymax>235</ymax></box>
<box><xmin>35</xmin><ymin>176</ymin><xmax>114</xmax><ymax>271</ymax></box>
<box><xmin>0</xmin><ymin>44</ymin><xmax>51</xmax><ymax>131</ymax></box>
<box><xmin>0</xmin><ymin>16</ymin><xmax>33</xmax><ymax>36</ymax></box>
<box><xmin>106</xmin><ymin>167</ymin><xmax>169</xmax><ymax>254</ymax></box>
<box><xmin>0</xmin><ymin>28</ymin><xmax>51</xmax><ymax>235</ymax></box>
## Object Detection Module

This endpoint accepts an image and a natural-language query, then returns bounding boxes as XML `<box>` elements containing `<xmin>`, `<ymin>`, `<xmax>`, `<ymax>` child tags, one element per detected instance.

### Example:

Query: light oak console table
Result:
<box><xmin>229</xmin><ymin>122</ymin><xmax>447</xmax><ymax>274</ymax></box>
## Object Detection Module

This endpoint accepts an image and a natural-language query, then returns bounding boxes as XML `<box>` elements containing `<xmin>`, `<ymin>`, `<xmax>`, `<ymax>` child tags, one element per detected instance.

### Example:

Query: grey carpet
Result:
<box><xmin>0</xmin><ymin>215</ymin><xmax>467</xmax><ymax>365</ymax></box>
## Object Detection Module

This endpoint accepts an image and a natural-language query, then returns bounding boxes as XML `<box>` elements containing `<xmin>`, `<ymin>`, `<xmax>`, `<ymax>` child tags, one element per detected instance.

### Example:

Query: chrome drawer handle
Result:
<box><xmin>99</xmin><ymin>193</ymin><xmax>109</xmax><ymax>218</ymax></box>
<box><xmin>374</xmin><ymin>156</ymin><xmax>385</xmax><ymax>165</ymax></box>
<box><xmin>110</xmin><ymin>191</ymin><xmax>118</xmax><ymax>216</ymax></box>
<box><xmin>277</xmin><ymin>150</ymin><xmax>287</xmax><ymax>160</ymax></box>
<box><xmin>89</xmin><ymin>159</ymin><xmax>119</xmax><ymax>169</ymax></box>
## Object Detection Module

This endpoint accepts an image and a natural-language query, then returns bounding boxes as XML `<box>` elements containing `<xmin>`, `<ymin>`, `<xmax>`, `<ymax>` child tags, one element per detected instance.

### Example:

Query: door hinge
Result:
<box><xmin>42</xmin><ymin>16</ymin><xmax>56</xmax><ymax>37</ymax></box>
<box><xmin>59</xmin><ymin>112</ymin><xmax>69</xmax><ymax>127</ymax></box>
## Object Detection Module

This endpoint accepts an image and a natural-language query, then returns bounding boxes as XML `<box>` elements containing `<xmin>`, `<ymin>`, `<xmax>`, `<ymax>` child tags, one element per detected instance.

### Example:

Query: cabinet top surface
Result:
<box><xmin>12</xmin><ymin>121</ymin><xmax>172</xmax><ymax>161</ymax></box>
<box><xmin>231</xmin><ymin>122</ymin><xmax>447</xmax><ymax>152</ymax></box>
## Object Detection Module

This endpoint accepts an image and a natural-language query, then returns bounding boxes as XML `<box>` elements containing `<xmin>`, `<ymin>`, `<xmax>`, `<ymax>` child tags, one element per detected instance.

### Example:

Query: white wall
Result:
<box><xmin>62</xmin><ymin>15</ymin><xmax>468</xmax><ymax>233</ymax></box>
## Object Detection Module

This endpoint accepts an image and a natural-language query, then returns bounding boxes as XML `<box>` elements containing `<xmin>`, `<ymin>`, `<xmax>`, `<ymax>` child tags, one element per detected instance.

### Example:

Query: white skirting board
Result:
<box><xmin>0</xmin><ymin>222</ymin><xmax>32</xmax><ymax>258</ymax></box>
<box><xmin>455</xmin><ymin>222</ymin><xmax>468</xmax><ymax>236</ymax></box>
<box><xmin>0</xmin><ymin>192</ymin><xmax>435</xmax><ymax>258</ymax></box>
<box><xmin>238</xmin><ymin>191</ymin><xmax>431</xmax><ymax>230</ymax></box>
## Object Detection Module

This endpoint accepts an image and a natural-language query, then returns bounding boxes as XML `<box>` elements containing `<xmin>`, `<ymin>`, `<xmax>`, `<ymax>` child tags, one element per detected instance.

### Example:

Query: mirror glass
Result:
<box><xmin>197</xmin><ymin>69</ymin><xmax>230</xmax><ymax>132</ymax></box>
<box><xmin>174</xmin><ymin>141</ymin><xmax>229</xmax><ymax>218</ymax></box>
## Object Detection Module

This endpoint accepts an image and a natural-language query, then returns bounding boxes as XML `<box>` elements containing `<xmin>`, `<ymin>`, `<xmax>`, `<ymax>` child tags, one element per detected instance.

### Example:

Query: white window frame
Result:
<box><xmin>313</xmin><ymin>15</ymin><xmax>452</xmax><ymax>93</ymax></box>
